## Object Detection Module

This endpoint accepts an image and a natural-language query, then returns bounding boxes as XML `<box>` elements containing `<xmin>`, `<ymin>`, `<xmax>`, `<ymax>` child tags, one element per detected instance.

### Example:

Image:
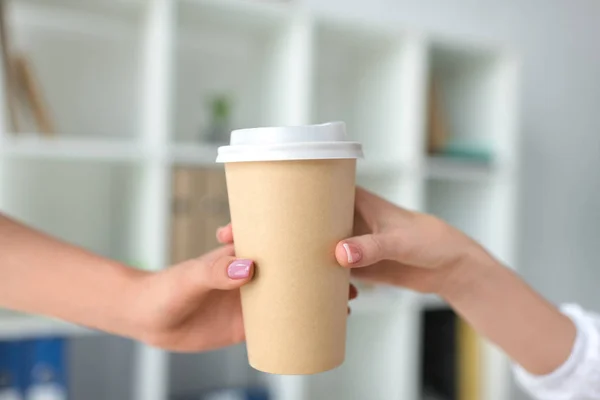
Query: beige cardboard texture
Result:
<box><xmin>226</xmin><ymin>159</ymin><xmax>356</xmax><ymax>374</ymax></box>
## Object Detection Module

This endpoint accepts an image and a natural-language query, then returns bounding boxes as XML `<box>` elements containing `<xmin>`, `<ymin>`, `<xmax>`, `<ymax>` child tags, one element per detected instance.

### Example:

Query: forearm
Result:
<box><xmin>441</xmin><ymin>247</ymin><xmax>577</xmax><ymax>375</ymax></box>
<box><xmin>0</xmin><ymin>214</ymin><xmax>145</xmax><ymax>337</ymax></box>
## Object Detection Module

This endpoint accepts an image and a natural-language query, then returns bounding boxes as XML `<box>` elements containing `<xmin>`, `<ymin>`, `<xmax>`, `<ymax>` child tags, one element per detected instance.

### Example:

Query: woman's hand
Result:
<box><xmin>0</xmin><ymin>214</ymin><xmax>257</xmax><ymax>353</ymax></box>
<box><xmin>215</xmin><ymin>190</ymin><xmax>578</xmax><ymax>375</ymax></box>
<box><xmin>215</xmin><ymin>187</ymin><xmax>483</xmax><ymax>297</ymax></box>
<box><xmin>134</xmin><ymin>243</ymin><xmax>358</xmax><ymax>352</ymax></box>
<box><xmin>332</xmin><ymin>187</ymin><xmax>485</xmax><ymax>296</ymax></box>
<box><xmin>132</xmin><ymin>245</ymin><xmax>254</xmax><ymax>352</ymax></box>
<box><xmin>333</xmin><ymin>188</ymin><xmax>577</xmax><ymax>376</ymax></box>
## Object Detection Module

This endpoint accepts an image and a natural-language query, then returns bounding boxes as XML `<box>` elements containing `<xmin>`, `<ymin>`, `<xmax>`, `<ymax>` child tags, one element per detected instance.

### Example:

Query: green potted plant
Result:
<box><xmin>204</xmin><ymin>94</ymin><xmax>232</xmax><ymax>144</ymax></box>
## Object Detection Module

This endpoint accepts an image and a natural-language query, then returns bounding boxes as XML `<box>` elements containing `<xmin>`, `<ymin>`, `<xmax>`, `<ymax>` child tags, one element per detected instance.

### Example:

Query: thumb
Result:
<box><xmin>336</xmin><ymin>233</ymin><xmax>400</xmax><ymax>268</ymax></box>
<box><xmin>196</xmin><ymin>254</ymin><xmax>255</xmax><ymax>290</ymax></box>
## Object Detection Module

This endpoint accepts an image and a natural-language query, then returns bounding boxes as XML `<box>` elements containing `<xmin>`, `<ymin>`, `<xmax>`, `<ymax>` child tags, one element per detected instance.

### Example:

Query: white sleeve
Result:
<box><xmin>513</xmin><ymin>304</ymin><xmax>600</xmax><ymax>400</ymax></box>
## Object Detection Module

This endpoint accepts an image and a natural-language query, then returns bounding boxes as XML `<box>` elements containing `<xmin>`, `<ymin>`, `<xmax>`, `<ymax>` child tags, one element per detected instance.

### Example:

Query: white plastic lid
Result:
<box><xmin>215</xmin><ymin>121</ymin><xmax>363</xmax><ymax>163</ymax></box>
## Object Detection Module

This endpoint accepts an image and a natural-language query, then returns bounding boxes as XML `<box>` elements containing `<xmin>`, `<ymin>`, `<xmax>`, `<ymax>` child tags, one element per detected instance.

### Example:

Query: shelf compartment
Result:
<box><xmin>9</xmin><ymin>0</ymin><xmax>143</xmax><ymax>38</ymax></box>
<box><xmin>304</xmin><ymin>301</ymin><xmax>420</xmax><ymax>400</ymax></box>
<box><xmin>425</xmin><ymin>179</ymin><xmax>495</xmax><ymax>251</ymax></box>
<box><xmin>357</xmin><ymin>171</ymin><xmax>423</xmax><ymax>211</ymax></box>
<box><xmin>350</xmin><ymin>283</ymin><xmax>405</xmax><ymax>315</ymax></box>
<box><xmin>425</xmin><ymin>155</ymin><xmax>495</xmax><ymax>182</ymax></box>
<box><xmin>6</xmin><ymin>0</ymin><xmax>144</xmax><ymax>139</ymax></box>
<box><xmin>0</xmin><ymin>316</ymin><xmax>134</xmax><ymax>399</ymax></box>
<box><xmin>169</xmin><ymin>143</ymin><xmax>220</xmax><ymax>166</ymax></box>
<box><xmin>313</xmin><ymin>19</ymin><xmax>409</xmax><ymax>164</ymax></box>
<box><xmin>0</xmin><ymin>314</ymin><xmax>94</xmax><ymax>340</ymax></box>
<box><xmin>169</xmin><ymin>166</ymin><xmax>229</xmax><ymax>264</ymax></box>
<box><xmin>173</xmin><ymin>0</ymin><xmax>293</xmax><ymax>144</ymax></box>
<box><xmin>0</xmin><ymin>158</ymin><xmax>145</xmax><ymax>264</ymax></box>
<box><xmin>426</xmin><ymin>174</ymin><xmax>515</xmax><ymax>267</ymax></box>
<box><xmin>170</xmin><ymin>344</ymin><xmax>261</xmax><ymax>399</ymax></box>
<box><xmin>426</xmin><ymin>41</ymin><xmax>514</xmax><ymax>162</ymax></box>
<box><xmin>69</xmin><ymin>335</ymin><xmax>137</xmax><ymax>400</ymax></box>
<box><xmin>0</xmin><ymin>136</ymin><xmax>146</xmax><ymax>161</ymax></box>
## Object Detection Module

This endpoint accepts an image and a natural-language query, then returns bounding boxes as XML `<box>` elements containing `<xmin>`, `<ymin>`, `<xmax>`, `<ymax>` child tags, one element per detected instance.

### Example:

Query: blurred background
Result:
<box><xmin>0</xmin><ymin>0</ymin><xmax>598</xmax><ymax>399</ymax></box>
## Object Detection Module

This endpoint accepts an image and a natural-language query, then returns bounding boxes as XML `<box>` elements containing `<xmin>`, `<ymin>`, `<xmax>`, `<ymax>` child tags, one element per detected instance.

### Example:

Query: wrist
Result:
<box><xmin>438</xmin><ymin>242</ymin><xmax>498</xmax><ymax>303</ymax></box>
<box><xmin>103</xmin><ymin>265</ymin><xmax>152</xmax><ymax>340</ymax></box>
<box><xmin>438</xmin><ymin>244</ymin><xmax>577</xmax><ymax>376</ymax></box>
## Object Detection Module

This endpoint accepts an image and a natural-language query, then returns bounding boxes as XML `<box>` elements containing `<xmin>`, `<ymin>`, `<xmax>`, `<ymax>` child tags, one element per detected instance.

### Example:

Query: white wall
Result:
<box><xmin>302</xmin><ymin>0</ymin><xmax>600</xmax><ymax>398</ymax></box>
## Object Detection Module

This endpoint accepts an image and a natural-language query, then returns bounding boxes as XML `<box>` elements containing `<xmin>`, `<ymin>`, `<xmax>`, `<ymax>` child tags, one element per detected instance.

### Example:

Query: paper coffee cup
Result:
<box><xmin>217</xmin><ymin>122</ymin><xmax>363</xmax><ymax>375</ymax></box>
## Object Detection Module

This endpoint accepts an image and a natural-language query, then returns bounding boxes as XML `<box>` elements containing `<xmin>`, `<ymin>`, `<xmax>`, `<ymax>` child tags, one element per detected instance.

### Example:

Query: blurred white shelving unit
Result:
<box><xmin>0</xmin><ymin>314</ymin><xmax>95</xmax><ymax>340</ymax></box>
<box><xmin>425</xmin><ymin>155</ymin><xmax>496</xmax><ymax>182</ymax></box>
<box><xmin>1</xmin><ymin>135</ymin><xmax>146</xmax><ymax>161</ymax></box>
<box><xmin>0</xmin><ymin>1</ymin><xmax>519</xmax><ymax>400</ymax></box>
<box><xmin>168</xmin><ymin>143</ymin><xmax>220</xmax><ymax>166</ymax></box>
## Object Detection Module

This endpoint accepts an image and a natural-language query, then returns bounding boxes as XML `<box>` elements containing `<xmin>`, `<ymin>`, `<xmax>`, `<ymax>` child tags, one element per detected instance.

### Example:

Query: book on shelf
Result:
<box><xmin>421</xmin><ymin>309</ymin><xmax>457</xmax><ymax>400</ymax></box>
<box><xmin>420</xmin><ymin>309</ymin><xmax>482</xmax><ymax>400</ymax></box>
<box><xmin>427</xmin><ymin>78</ymin><xmax>449</xmax><ymax>155</ymax></box>
<box><xmin>427</xmin><ymin>78</ymin><xmax>493</xmax><ymax>163</ymax></box>
<box><xmin>171</xmin><ymin>167</ymin><xmax>230</xmax><ymax>264</ymax></box>
<box><xmin>0</xmin><ymin>1</ymin><xmax>54</xmax><ymax>137</ymax></box>
<box><xmin>0</xmin><ymin>341</ymin><xmax>23</xmax><ymax>400</ymax></box>
<box><xmin>171</xmin><ymin>168</ymin><xmax>195</xmax><ymax>264</ymax></box>
<box><xmin>457</xmin><ymin>318</ymin><xmax>480</xmax><ymax>400</ymax></box>
<box><xmin>0</xmin><ymin>338</ymin><xmax>68</xmax><ymax>400</ymax></box>
<box><xmin>0</xmin><ymin>0</ymin><xmax>19</xmax><ymax>134</ymax></box>
<box><xmin>13</xmin><ymin>54</ymin><xmax>55</xmax><ymax>137</ymax></box>
<box><xmin>24</xmin><ymin>338</ymin><xmax>67</xmax><ymax>400</ymax></box>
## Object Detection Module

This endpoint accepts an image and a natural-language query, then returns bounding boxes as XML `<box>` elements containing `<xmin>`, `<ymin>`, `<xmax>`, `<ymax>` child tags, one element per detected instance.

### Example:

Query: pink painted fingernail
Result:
<box><xmin>342</xmin><ymin>243</ymin><xmax>362</xmax><ymax>264</ymax></box>
<box><xmin>228</xmin><ymin>259</ymin><xmax>253</xmax><ymax>279</ymax></box>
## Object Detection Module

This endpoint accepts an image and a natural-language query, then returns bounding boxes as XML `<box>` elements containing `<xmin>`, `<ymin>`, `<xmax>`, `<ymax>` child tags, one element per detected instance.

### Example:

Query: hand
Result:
<box><xmin>332</xmin><ymin>187</ymin><xmax>486</xmax><ymax>295</ymax></box>
<box><xmin>132</xmin><ymin>243</ymin><xmax>358</xmax><ymax>352</ymax></box>
<box><xmin>334</xmin><ymin>189</ymin><xmax>579</xmax><ymax>377</ymax></box>
<box><xmin>0</xmin><ymin>214</ymin><xmax>254</xmax><ymax>353</ymax></box>
<box><xmin>131</xmin><ymin>245</ymin><xmax>254</xmax><ymax>352</ymax></box>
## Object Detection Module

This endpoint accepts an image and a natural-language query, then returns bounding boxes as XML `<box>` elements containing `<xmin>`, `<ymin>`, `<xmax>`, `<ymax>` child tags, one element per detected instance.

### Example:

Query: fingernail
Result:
<box><xmin>342</xmin><ymin>243</ymin><xmax>362</xmax><ymax>264</ymax></box>
<box><xmin>228</xmin><ymin>259</ymin><xmax>253</xmax><ymax>279</ymax></box>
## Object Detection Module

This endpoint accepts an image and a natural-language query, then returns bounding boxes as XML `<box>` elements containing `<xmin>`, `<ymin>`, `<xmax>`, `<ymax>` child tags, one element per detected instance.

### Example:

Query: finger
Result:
<box><xmin>355</xmin><ymin>187</ymin><xmax>413</xmax><ymax>218</ymax></box>
<box><xmin>198</xmin><ymin>255</ymin><xmax>254</xmax><ymax>290</ymax></box>
<box><xmin>216</xmin><ymin>224</ymin><xmax>234</xmax><ymax>244</ymax></box>
<box><xmin>354</xmin><ymin>187</ymin><xmax>385</xmax><ymax>213</ymax></box>
<box><xmin>336</xmin><ymin>233</ymin><xmax>400</xmax><ymax>268</ymax></box>
<box><xmin>202</xmin><ymin>244</ymin><xmax>235</xmax><ymax>260</ymax></box>
<box><xmin>349</xmin><ymin>284</ymin><xmax>358</xmax><ymax>300</ymax></box>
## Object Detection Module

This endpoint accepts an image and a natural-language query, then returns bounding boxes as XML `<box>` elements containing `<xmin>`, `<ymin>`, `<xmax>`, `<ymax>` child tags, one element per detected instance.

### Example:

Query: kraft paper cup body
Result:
<box><xmin>217</xmin><ymin>122</ymin><xmax>363</xmax><ymax>375</ymax></box>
